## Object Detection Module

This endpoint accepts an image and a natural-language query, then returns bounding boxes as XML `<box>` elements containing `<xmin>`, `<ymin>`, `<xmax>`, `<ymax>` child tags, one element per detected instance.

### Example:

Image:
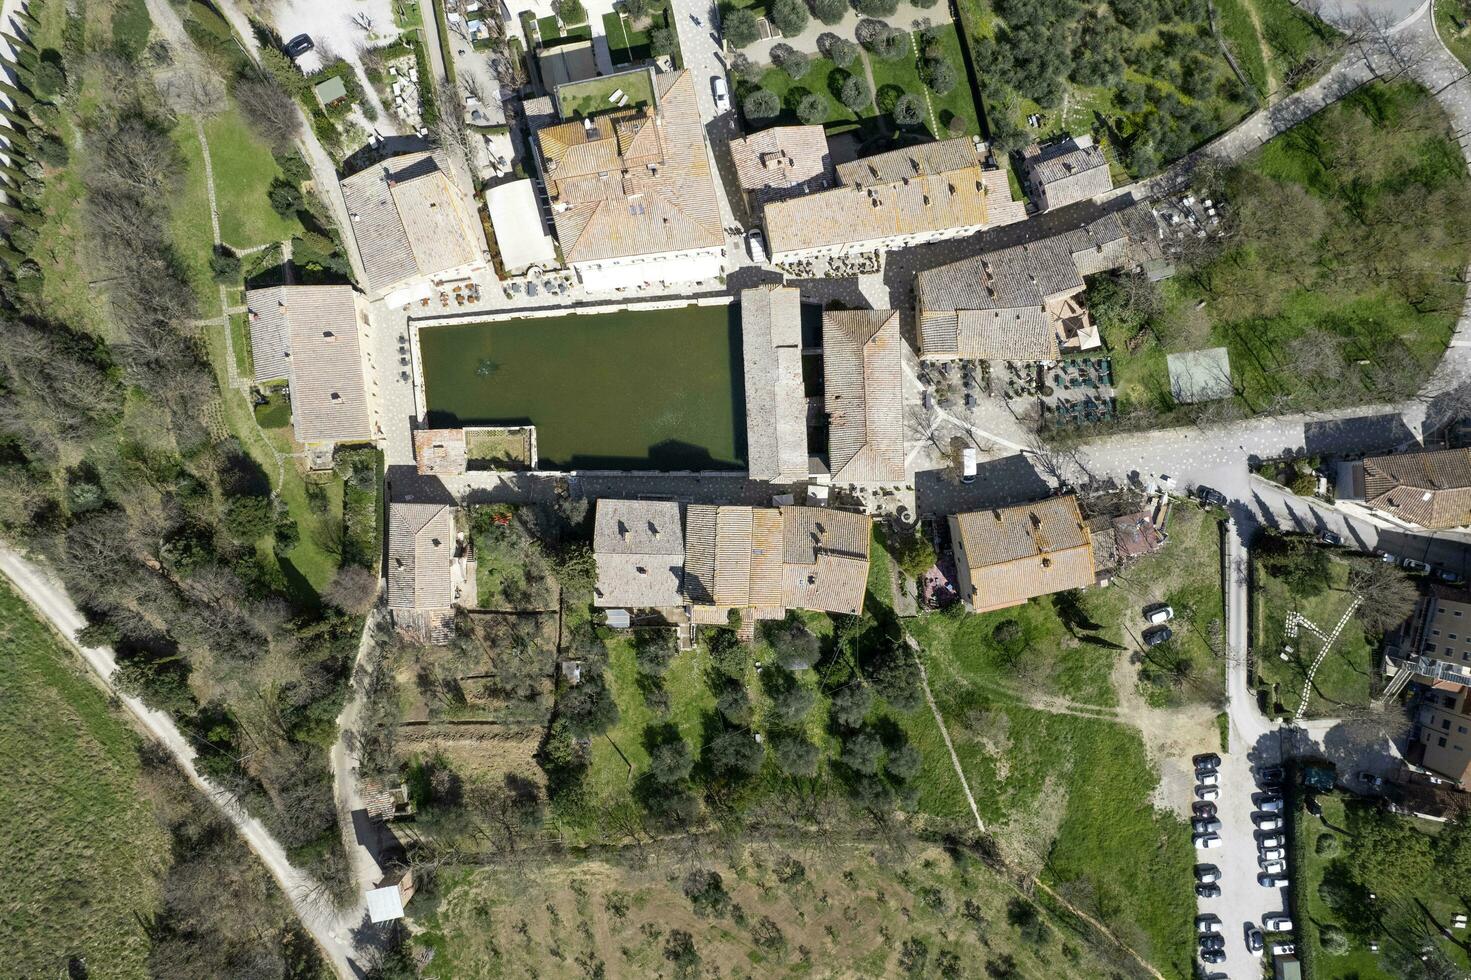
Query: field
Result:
<box><xmin>1254</xmin><ymin>552</ymin><xmax>1374</xmax><ymax>718</ymax></box>
<box><xmin>0</xmin><ymin>578</ymin><xmax>166</xmax><ymax>977</ymax></box>
<box><xmin>170</xmin><ymin>122</ymin><xmax>222</xmax><ymax>318</ymax></box>
<box><xmin>602</xmin><ymin>10</ymin><xmax>650</xmax><ymax>65</ymax></box>
<box><xmin>203</xmin><ymin>110</ymin><xmax>305</xmax><ymax>249</ymax></box>
<box><xmin>1295</xmin><ymin>793</ymin><xmax>1471</xmax><ymax>978</ymax></box>
<box><xmin>1102</xmin><ymin>81</ymin><xmax>1471</xmax><ymax>419</ymax></box>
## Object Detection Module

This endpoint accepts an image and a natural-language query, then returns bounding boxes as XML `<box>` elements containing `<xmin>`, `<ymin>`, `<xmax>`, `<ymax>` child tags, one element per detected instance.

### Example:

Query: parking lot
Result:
<box><xmin>1191</xmin><ymin>739</ymin><xmax>1295</xmax><ymax>979</ymax></box>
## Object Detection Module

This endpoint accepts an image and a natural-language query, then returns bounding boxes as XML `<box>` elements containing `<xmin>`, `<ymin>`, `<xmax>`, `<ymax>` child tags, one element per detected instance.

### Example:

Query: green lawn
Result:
<box><xmin>1216</xmin><ymin>0</ymin><xmax>1271</xmax><ymax>95</ymax></box>
<box><xmin>921</xmin><ymin>24</ymin><xmax>981</xmax><ymax>138</ymax></box>
<box><xmin>602</xmin><ymin>10</ymin><xmax>650</xmax><ymax>64</ymax></box>
<box><xmin>556</xmin><ymin>69</ymin><xmax>656</xmax><ymax>117</ymax></box>
<box><xmin>1437</xmin><ymin>0</ymin><xmax>1471</xmax><ymax>71</ymax></box>
<box><xmin>755</xmin><ymin>58</ymin><xmax>867</xmax><ymax>130</ymax></box>
<box><xmin>0</xmin><ymin>578</ymin><xmax>167</xmax><ymax>978</ymax></box>
<box><xmin>203</xmin><ymin>110</ymin><xmax>305</xmax><ymax>249</ymax></box>
<box><xmin>1101</xmin><ymin>81</ymin><xmax>1471</xmax><ymax>419</ymax></box>
<box><xmin>229</xmin><ymin>312</ymin><xmax>254</xmax><ymax>379</ymax></box>
<box><xmin>170</xmin><ymin>122</ymin><xmax>223</xmax><ymax>319</ymax></box>
<box><xmin>1254</xmin><ymin>554</ymin><xmax>1373</xmax><ymax>718</ymax></box>
<box><xmin>867</xmin><ymin>34</ymin><xmax>927</xmax><ymax>131</ymax></box>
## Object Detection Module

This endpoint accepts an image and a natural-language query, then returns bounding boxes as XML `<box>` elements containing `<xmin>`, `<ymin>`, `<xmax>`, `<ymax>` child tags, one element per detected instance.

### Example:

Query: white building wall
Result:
<box><xmin>572</xmin><ymin>246</ymin><xmax>725</xmax><ymax>291</ymax></box>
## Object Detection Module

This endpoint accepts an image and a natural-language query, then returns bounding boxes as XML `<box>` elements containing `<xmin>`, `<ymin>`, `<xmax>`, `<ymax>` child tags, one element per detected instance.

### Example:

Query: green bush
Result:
<box><xmin>810</xmin><ymin>0</ymin><xmax>847</xmax><ymax>24</ymax></box>
<box><xmin>857</xmin><ymin>0</ymin><xmax>898</xmax><ymax>15</ymax></box>
<box><xmin>771</xmin><ymin>0</ymin><xmax>809</xmax><ymax>36</ymax></box>
<box><xmin>32</xmin><ymin>55</ymin><xmax>65</xmax><ymax>98</ymax></box>
<box><xmin>223</xmin><ymin>494</ymin><xmax>276</xmax><ymax>542</ymax></box>
<box><xmin>1319</xmin><ymin>924</ymin><xmax>1348</xmax><ymax>955</ymax></box>
<box><xmin>893</xmin><ymin>92</ymin><xmax>923</xmax><ymax>126</ymax></box>
<box><xmin>922</xmin><ymin>57</ymin><xmax>957</xmax><ymax>95</ymax></box>
<box><xmin>268</xmin><ymin>179</ymin><xmax>304</xmax><ymax>217</ymax></box>
<box><xmin>722</xmin><ymin>6</ymin><xmax>760</xmax><ymax>48</ymax></box>
<box><xmin>839</xmin><ymin>73</ymin><xmax>870</xmax><ymax>110</ymax></box>
<box><xmin>1315</xmin><ymin>832</ymin><xmax>1340</xmax><ymax>856</ymax></box>
<box><xmin>210</xmin><ymin>248</ymin><xmax>242</xmax><ymax>283</ymax></box>
<box><xmin>556</xmin><ymin>0</ymin><xmax>588</xmax><ymax>25</ymax></box>
<box><xmin>820</xmin><ymin>33</ymin><xmax>860</xmax><ymax>67</ymax></box>
<box><xmin>742</xmin><ymin>86</ymin><xmax>780</xmax><ymax>122</ymax></box>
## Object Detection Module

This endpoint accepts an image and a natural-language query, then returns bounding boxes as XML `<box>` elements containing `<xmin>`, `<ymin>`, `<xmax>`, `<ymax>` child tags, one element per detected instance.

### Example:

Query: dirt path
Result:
<box><xmin>1243</xmin><ymin>0</ymin><xmax>1280</xmax><ymax>96</ymax></box>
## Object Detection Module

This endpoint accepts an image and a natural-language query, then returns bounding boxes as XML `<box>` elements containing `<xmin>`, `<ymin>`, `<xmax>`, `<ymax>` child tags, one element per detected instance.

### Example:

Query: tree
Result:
<box><xmin>889</xmin><ymin>530</ymin><xmax>936</xmax><ymax>578</ymax></box>
<box><xmin>771</xmin><ymin>730</ymin><xmax>819</xmax><ymax>776</ymax></box>
<box><xmin>648</xmin><ymin>732</ymin><xmax>694</xmax><ymax>784</ymax></box>
<box><xmin>323</xmin><ymin>565</ymin><xmax>379</xmax><ymax>613</ymax></box>
<box><xmin>233</xmin><ymin>76</ymin><xmax>301</xmax><ymax>153</ymax></box>
<box><xmin>857</xmin><ymin>0</ymin><xmax>899</xmax><ymax>15</ymax></box>
<box><xmin>707</xmin><ymin>726</ymin><xmax>763</xmax><ymax>778</ymax></box>
<box><xmin>1347</xmin><ymin>557</ymin><xmax>1419</xmax><ymax>635</ymax></box>
<box><xmin>1434</xmin><ymin>813</ymin><xmax>1471</xmax><ymax>883</ymax></box>
<box><xmin>1346</xmin><ymin>808</ymin><xmax>1434</xmax><ymax>899</ymax></box>
<box><xmin>716</xmin><ymin>679</ymin><xmax>753</xmax><ymax>725</ymax></box>
<box><xmin>556</xmin><ymin>0</ymin><xmax>588</xmax><ymax>25</ymax></box>
<box><xmin>763</xmin><ymin>666</ymin><xmax>816</xmax><ymax>725</ymax></box>
<box><xmin>921</xmin><ymin>57</ymin><xmax>957</xmax><ymax>95</ymax></box>
<box><xmin>885</xmin><ymin>741</ymin><xmax>922</xmax><ymax>782</ymax></box>
<box><xmin>840</xmin><ymin>729</ymin><xmax>883</xmax><ymax>775</ymax></box>
<box><xmin>810</xmin><ymin>0</ymin><xmax>847</xmax><ymax>25</ymax></box>
<box><xmin>267</xmin><ymin>179</ymin><xmax>304</xmax><ymax>217</ymax></box>
<box><xmin>634</xmin><ymin>629</ymin><xmax>676</xmax><ymax>677</ymax></box>
<box><xmin>858</xmin><ymin>19</ymin><xmax>906</xmax><ymax>60</ymax></box>
<box><xmin>559</xmin><ymin>667</ymin><xmax>620</xmax><ymax>737</ymax></box>
<box><xmin>742</xmin><ymin>87</ymin><xmax>780</xmax><ymax>122</ymax></box>
<box><xmin>209</xmin><ymin>247</ymin><xmax>241</xmax><ymax>283</ymax></box>
<box><xmin>829</xmin><ymin>680</ymin><xmax>872</xmax><ymax>729</ymax></box>
<box><xmin>722</xmin><ymin>6</ymin><xmax>760</xmax><ymax>48</ymax></box>
<box><xmin>796</xmin><ymin>92</ymin><xmax>827</xmax><ymax>125</ymax></box>
<box><xmin>819</xmin><ymin>32</ymin><xmax>860</xmax><ymax>67</ymax></box>
<box><xmin>771</xmin><ymin>43</ymin><xmax>810</xmax><ymax>79</ymax></box>
<box><xmin>862</xmin><ymin>634</ymin><xmax>921</xmax><ymax>711</ymax></box>
<box><xmin>770</xmin><ymin>0</ymin><xmax>809</xmax><ymax>36</ymax></box>
<box><xmin>838</xmin><ymin>72</ymin><xmax>871</xmax><ymax>111</ymax></box>
<box><xmin>892</xmin><ymin>93</ymin><xmax>923</xmax><ymax>126</ymax></box>
<box><xmin>621</xmin><ymin>0</ymin><xmax>649</xmax><ymax>18</ymax></box>
<box><xmin>223</xmin><ymin>494</ymin><xmax>274</xmax><ymax>541</ymax></box>
<box><xmin>1257</xmin><ymin>532</ymin><xmax>1333</xmax><ymax>598</ymax></box>
<box><xmin>650</xmin><ymin>26</ymin><xmax>677</xmax><ymax>56</ymax></box>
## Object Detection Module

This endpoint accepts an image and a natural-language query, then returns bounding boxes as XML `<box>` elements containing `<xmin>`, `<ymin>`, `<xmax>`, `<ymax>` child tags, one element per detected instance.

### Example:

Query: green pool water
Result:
<box><xmin>419</xmin><ymin>304</ymin><xmax>747</xmax><ymax>470</ymax></box>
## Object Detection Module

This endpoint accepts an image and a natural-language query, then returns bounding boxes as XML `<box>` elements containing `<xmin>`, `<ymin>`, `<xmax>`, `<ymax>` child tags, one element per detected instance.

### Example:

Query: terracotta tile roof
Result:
<box><xmin>951</xmin><ymin>495</ymin><xmax>1095</xmax><ymax>612</ymax></box>
<box><xmin>822</xmin><ymin>310</ymin><xmax>906</xmax><ymax>484</ymax></box>
<box><xmin>1023</xmin><ymin>141</ymin><xmax>1113</xmax><ymax>209</ymax></box>
<box><xmin>340</xmin><ymin>151</ymin><xmax>482</xmax><ymax>294</ymax></box>
<box><xmin>834</xmin><ymin>137</ymin><xmax>980</xmax><ymax>185</ymax></box>
<box><xmin>245</xmin><ymin>285</ymin><xmax>372</xmax><ymax>444</ymax></box>
<box><xmin>741</xmin><ymin>285</ymin><xmax>809</xmax><ymax>483</ymax></box>
<box><xmin>537</xmin><ymin>71</ymin><xmax>722</xmax><ymax>264</ymax></box>
<box><xmin>1363</xmin><ymin>449</ymin><xmax>1471</xmax><ymax>529</ymax></box>
<box><xmin>729</xmin><ymin>125</ymin><xmax>833</xmax><ymax>203</ymax></box>
<box><xmin>387</xmin><ymin>501</ymin><xmax>455</xmax><ymax>611</ymax></box>
<box><xmin>592</xmin><ymin>499</ymin><xmax>686</xmax><ymax>608</ymax></box>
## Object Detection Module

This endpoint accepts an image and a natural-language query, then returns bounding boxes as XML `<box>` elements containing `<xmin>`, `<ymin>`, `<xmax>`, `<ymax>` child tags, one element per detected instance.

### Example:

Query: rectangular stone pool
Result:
<box><xmin>418</xmin><ymin>304</ymin><xmax>746</xmax><ymax>471</ymax></box>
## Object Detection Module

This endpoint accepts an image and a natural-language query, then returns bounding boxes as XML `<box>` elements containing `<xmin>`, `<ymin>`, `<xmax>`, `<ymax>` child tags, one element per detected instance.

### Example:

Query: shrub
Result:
<box><xmin>820</xmin><ymin>33</ymin><xmax>860</xmax><ymax>67</ymax></box>
<box><xmin>890</xmin><ymin>530</ymin><xmax>936</xmax><ymax>577</ymax></box>
<box><xmin>771</xmin><ymin>43</ymin><xmax>810</xmax><ymax>79</ymax></box>
<box><xmin>857</xmin><ymin>0</ymin><xmax>899</xmax><ymax>14</ymax></box>
<box><xmin>34</xmin><ymin>135</ymin><xmax>68</xmax><ymax>167</ymax></box>
<box><xmin>1316</xmin><ymin>832</ymin><xmax>1341</xmax><ymax>856</ymax></box>
<box><xmin>796</xmin><ymin>91</ymin><xmax>827</xmax><ymax>125</ymax></box>
<box><xmin>722</xmin><ymin>6</ymin><xmax>760</xmax><ymax>48</ymax></box>
<box><xmin>33</xmin><ymin>56</ymin><xmax>66</xmax><ymax>98</ymax></box>
<box><xmin>922</xmin><ymin>57</ymin><xmax>957</xmax><ymax>95</ymax></box>
<box><xmin>771</xmin><ymin>0</ymin><xmax>809</xmax><ymax>35</ymax></box>
<box><xmin>556</xmin><ymin>0</ymin><xmax>588</xmax><ymax>25</ymax></box>
<box><xmin>8</xmin><ymin>223</ymin><xmax>37</xmax><ymax>254</ymax></box>
<box><xmin>839</xmin><ymin>73</ymin><xmax>871</xmax><ymax>110</ymax></box>
<box><xmin>210</xmin><ymin>247</ymin><xmax>241</xmax><ymax>283</ymax></box>
<box><xmin>892</xmin><ymin>92</ymin><xmax>924</xmax><ymax>125</ymax></box>
<box><xmin>650</xmin><ymin>27</ymin><xmax>676</xmax><ymax>56</ymax></box>
<box><xmin>268</xmin><ymin>179</ymin><xmax>304</xmax><ymax>217</ymax></box>
<box><xmin>810</xmin><ymin>0</ymin><xmax>847</xmax><ymax>24</ymax></box>
<box><xmin>275</xmin><ymin>151</ymin><xmax>312</xmax><ymax>184</ymax></box>
<box><xmin>742</xmin><ymin>87</ymin><xmax>780</xmax><ymax>122</ymax></box>
<box><xmin>1319</xmin><ymin>924</ymin><xmax>1349</xmax><ymax>955</ymax></box>
<box><xmin>223</xmin><ymin>494</ymin><xmax>275</xmax><ymax>541</ymax></box>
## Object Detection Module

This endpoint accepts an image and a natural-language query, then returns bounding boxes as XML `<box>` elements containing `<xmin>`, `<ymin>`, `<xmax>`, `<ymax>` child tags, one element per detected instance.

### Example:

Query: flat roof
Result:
<box><xmin>315</xmin><ymin>75</ymin><xmax>348</xmax><ymax>105</ymax></box>
<box><xmin>484</xmin><ymin>179</ymin><xmax>557</xmax><ymax>273</ymax></box>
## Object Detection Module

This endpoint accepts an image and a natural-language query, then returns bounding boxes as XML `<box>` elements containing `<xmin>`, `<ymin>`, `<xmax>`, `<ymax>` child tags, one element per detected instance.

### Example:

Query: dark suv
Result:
<box><xmin>285</xmin><ymin>34</ymin><xmax>315</xmax><ymax>58</ymax></box>
<box><xmin>1195</xmin><ymin>485</ymin><xmax>1228</xmax><ymax>507</ymax></box>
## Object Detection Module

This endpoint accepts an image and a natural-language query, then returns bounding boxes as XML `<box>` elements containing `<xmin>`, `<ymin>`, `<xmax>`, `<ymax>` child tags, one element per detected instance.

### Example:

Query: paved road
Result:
<box><xmin>0</xmin><ymin>545</ymin><xmax>367</xmax><ymax>980</ymax></box>
<box><xmin>667</xmin><ymin>0</ymin><xmax>744</xmax><ymax>258</ymax></box>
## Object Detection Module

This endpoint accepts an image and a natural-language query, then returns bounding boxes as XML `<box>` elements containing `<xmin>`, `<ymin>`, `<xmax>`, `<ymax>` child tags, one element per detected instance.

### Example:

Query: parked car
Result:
<box><xmin>1194</xmin><ymin>833</ymin><xmax>1223</xmax><ymax>849</ymax></box>
<box><xmin>1262</xmin><ymin>913</ymin><xmax>1294</xmax><ymax>931</ymax></box>
<box><xmin>1196</xmin><ymin>882</ymin><xmax>1221</xmax><ymax>899</ymax></box>
<box><xmin>1198</xmin><ymin>771</ymin><xmax>1219</xmax><ymax>787</ymax></box>
<box><xmin>1258</xmin><ymin>795</ymin><xmax>1284</xmax><ymax>812</ymax></box>
<box><xmin>1377</xmin><ymin>550</ymin><xmax>1398</xmax><ymax>563</ymax></box>
<box><xmin>1193</xmin><ymin>801</ymin><xmax>1218</xmax><ymax>818</ymax></box>
<box><xmin>1193</xmin><ymin>818</ymin><xmax>1223</xmax><ymax>833</ymax></box>
<box><xmin>1435</xmin><ymin>568</ymin><xmax>1466</xmax><ymax>585</ymax></box>
<box><xmin>1403</xmin><ymin>557</ymin><xmax>1432</xmax><ymax>574</ymax></box>
<box><xmin>746</xmin><ymin>228</ymin><xmax>767</xmax><ymax>263</ymax></box>
<box><xmin>1196</xmin><ymin>913</ymin><xmax>1223</xmax><ymax>933</ymax></box>
<box><xmin>1260</xmin><ymin>847</ymin><xmax>1285</xmax><ymax>861</ymax></box>
<box><xmin>1195</xmin><ymin>864</ymin><xmax>1221</xmax><ymax>883</ymax></box>
<box><xmin>1258</xmin><ymin>766</ymin><xmax>1285</xmax><ymax>786</ymax></box>
<box><xmin>1258</xmin><ymin>833</ymin><xmax>1285</xmax><ymax>848</ymax></box>
<box><xmin>1259</xmin><ymin>872</ymin><xmax>1288</xmax><ymax>887</ymax></box>
<box><xmin>284</xmin><ymin>34</ymin><xmax>314</xmax><ymax>58</ymax></box>
<box><xmin>1198</xmin><ymin>934</ymin><xmax>1225</xmax><ymax>951</ymax></box>
<box><xmin>1201</xmin><ymin>948</ymin><xmax>1226</xmax><ymax>964</ymax></box>
<box><xmin>711</xmin><ymin>75</ymin><xmax>730</xmax><ymax>112</ymax></box>
<box><xmin>1245</xmin><ymin>925</ymin><xmax>1264</xmax><ymax>953</ymax></box>
<box><xmin>1144</xmin><ymin>625</ymin><xmax>1173</xmax><ymax>647</ymax></box>
<box><xmin>1196</xmin><ymin>785</ymin><xmax>1220</xmax><ymax>800</ymax></box>
<box><xmin>1193</xmin><ymin>753</ymin><xmax>1221</xmax><ymax>771</ymax></box>
<box><xmin>1358</xmin><ymin>771</ymin><xmax>1385</xmax><ymax>789</ymax></box>
<box><xmin>1195</xmin><ymin>485</ymin><xmax>1228</xmax><ymax>507</ymax></box>
<box><xmin>1146</xmin><ymin>604</ymin><xmax>1175</xmax><ymax>625</ymax></box>
<box><xmin>1254</xmin><ymin>815</ymin><xmax>1283</xmax><ymax>831</ymax></box>
<box><xmin>1260</xmin><ymin>859</ymin><xmax>1286</xmax><ymax>875</ymax></box>
<box><xmin>1317</xmin><ymin>529</ymin><xmax>1343</xmax><ymax>546</ymax></box>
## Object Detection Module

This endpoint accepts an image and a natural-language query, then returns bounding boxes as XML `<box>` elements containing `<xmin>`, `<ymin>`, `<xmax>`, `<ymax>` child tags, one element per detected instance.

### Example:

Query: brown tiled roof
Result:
<box><xmin>245</xmin><ymin>285</ymin><xmax>372</xmax><ymax>444</ymax></box>
<box><xmin>729</xmin><ymin>125</ymin><xmax>833</xmax><ymax>202</ymax></box>
<box><xmin>741</xmin><ymin>285</ymin><xmax>809</xmax><ymax>483</ymax></box>
<box><xmin>951</xmin><ymin>495</ymin><xmax>1095</xmax><ymax>612</ymax></box>
<box><xmin>537</xmin><ymin>71</ymin><xmax>722</xmax><ymax>264</ymax></box>
<box><xmin>1363</xmin><ymin>449</ymin><xmax>1471</xmax><ymax>529</ymax></box>
<box><xmin>387</xmin><ymin>501</ymin><xmax>455</xmax><ymax>611</ymax></box>
<box><xmin>592</xmin><ymin>499</ymin><xmax>686</xmax><ymax>608</ymax></box>
<box><xmin>1024</xmin><ymin>142</ymin><xmax>1113</xmax><ymax>209</ymax></box>
<box><xmin>834</xmin><ymin>137</ymin><xmax>981</xmax><ymax>185</ymax></box>
<box><xmin>340</xmin><ymin>151</ymin><xmax>482</xmax><ymax>294</ymax></box>
<box><xmin>823</xmin><ymin>310</ymin><xmax>906</xmax><ymax>484</ymax></box>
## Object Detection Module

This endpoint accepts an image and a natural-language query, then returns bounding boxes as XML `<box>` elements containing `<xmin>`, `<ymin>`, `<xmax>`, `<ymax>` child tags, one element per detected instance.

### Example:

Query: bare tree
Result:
<box><xmin>1348</xmin><ymin>556</ymin><xmax>1420</xmax><ymax>635</ymax></box>
<box><xmin>234</xmin><ymin>75</ymin><xmax>302</xmax><ymax>152</ymax></box>
<box><xmin>324</xmin><ymin>565</ymin><xmax>381</xmax><ymax>614</ymax></box>
<box><xmin>351</xmin><ymin>11</ymin><xmax>375</xmax><ymax>32</ymax></box>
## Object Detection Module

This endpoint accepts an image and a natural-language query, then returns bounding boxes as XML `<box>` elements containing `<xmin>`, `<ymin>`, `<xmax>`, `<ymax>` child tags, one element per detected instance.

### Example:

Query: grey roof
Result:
<box><xmin>835</xmin><ymin>136</ymin><xmax>980</xmax><ymax>187</ymax></box>
<box><xmin>822</xmin><ymin>310</ymin><xmax>906</xmax><ymax>484</ymax></box>
<box><xmin>387</xmin><ymin>501</ymin><xmax>455</xmax><ymax>611</ymax></box>
<box><xmin>245</xmin><ymin>285</ymin><xmax>373</xmax><ymax>444</ymax></box>
<box><xmin>339</xmin><ymin>151</ymin><xmax>482</xmax><ymax>294</ymax></box>
<box><xmin>593</xmin><ymin>499</ymin><xmax>686</xmax><ymax>608</ymax></box>
<box><xmin>741</xmin><ymin>285</ymin><xmax>809</xmax><ymax>483</ymax></box>
<box><xmin>1025</xmin><ymin>142</ymin><xmax>1113</xmax><ymax>209</ymax></box>
<box><xmin>729</xmin><ymin>125</ymin><xmax>833</xmax><ymax>204</ymax></box>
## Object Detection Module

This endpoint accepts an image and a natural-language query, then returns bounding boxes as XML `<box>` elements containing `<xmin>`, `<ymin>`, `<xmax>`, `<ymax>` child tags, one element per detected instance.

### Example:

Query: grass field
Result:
<box><xmin>1437</xmin><ymin>0</ymin><xmax>1471</xmax><ymax>70</ymax></box>
<box><xmin>920</xmin><ymin>24</ymin><xmax>980</xmax><ymax>138</ymax></box>
<box><xmin>1216</xmin><ymin>0</ymin><xmax>1272</xmax><ymax>95</ymax></box>
<box><xmin>415</xmin><ymin>838</ymin><xmax>1144</xmax><ymax>978</ymax></box>
<box><xmin>1254</xmin><ymin>555</ymin><xmax>1373</xmax><ymax>718</ymax></box>
<box><xmin>602</xmin><ymin>10</ymin><xmax>650</xmax><ymax>64</ymax></box>
<box><xmin>171</xmin><ymin>122</ymin><xmax>223</xmax><ymax>319</ymax></box>
<box><xmin>1103</xmin><ymin>81</ymin><xmax>1471</xmax><ymax>419</ymax></box>
<box><xmin>756</xmin><ymin>58</ymin><xmax>867</xmax><ymax>128</ymax></box>
<box><xmin>556</xmin><ymin>69</ymin><xmax>656</xmax><ymax>117</ymax></box>
<box><xmin>0</xmin><ymin>579</ymin><xmax>166</xmax><ymax>977</ymax></box>
<box><xmin>203</xmin><ymin>110</ymin><xmax>305</xmax><ymax>249</ymax></box>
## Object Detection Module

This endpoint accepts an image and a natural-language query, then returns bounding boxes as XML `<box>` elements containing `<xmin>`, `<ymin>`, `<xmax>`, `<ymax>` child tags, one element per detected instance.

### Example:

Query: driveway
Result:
<box><xmin>268</xmin><ymin>0</ymin><xmax>400</xmax><ymax>133</ymax></box>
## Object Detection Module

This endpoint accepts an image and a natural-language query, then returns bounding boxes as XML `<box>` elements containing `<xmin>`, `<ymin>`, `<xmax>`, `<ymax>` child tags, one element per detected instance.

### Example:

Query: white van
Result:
<box><xmin>1262</xmin><ymin>913</ymin><xmax>1294</xmax><ymax>932</ymax></box>
<box><xmin>962</xmin><ymin>447</ymin><xmax>976</xmax><ymax>484</ymax></box>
